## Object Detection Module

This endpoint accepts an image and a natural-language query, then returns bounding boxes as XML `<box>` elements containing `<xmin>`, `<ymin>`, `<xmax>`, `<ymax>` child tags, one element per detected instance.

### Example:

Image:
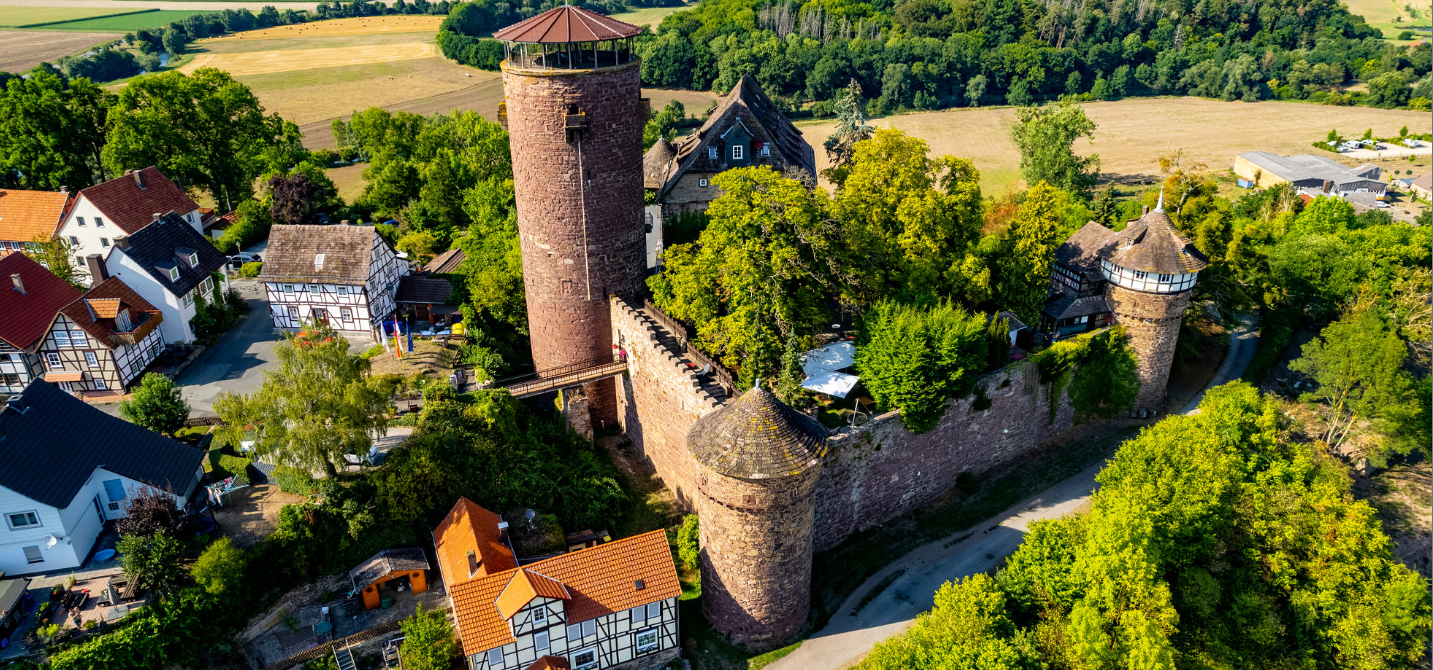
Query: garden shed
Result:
<box><xmin>349</xmin><ymin>548</ymin><xmax>430</xmax><ymax>610</ymax></box>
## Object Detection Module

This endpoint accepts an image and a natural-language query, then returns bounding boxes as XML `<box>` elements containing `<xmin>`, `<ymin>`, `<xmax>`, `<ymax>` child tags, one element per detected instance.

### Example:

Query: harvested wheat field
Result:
<box><xmin>207</xmin><ymin>14</ymin><xmax>442</xmax><ymax>41</ymax></box>
<box><xmin>798</xmin><ymin>97</ymin><xmax>1433</xmax><ymax>195</ymax></box>
<box><xmin>0</xmin><ymin>29</ymin><xmax>120</xmax><ymax>72</ymax></box>
<box><xmin>180</xmin><ymin>41</ymin><xmax>437</xmax><ymax>77</ymax></box>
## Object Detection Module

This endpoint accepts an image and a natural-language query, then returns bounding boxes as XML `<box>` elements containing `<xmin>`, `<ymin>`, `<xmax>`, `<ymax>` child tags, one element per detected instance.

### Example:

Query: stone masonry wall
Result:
<box><xmin>611</xmin><ymin>301</ymin><xmax>1079</xmax><ymax>555</ymax></box>
<box><xmin>1104</xmin><ymin>283</ymin><xmax>1192</xmax><ymax>410</ymax></box>
<box><xmin>810</xmin><ymin>363</ymin><xmax>1075</xmax><ymax>552</ymax></box>
<box><xmin>504</xmin><ymin>60</ymin><xmax>647</xmax><ymax>423</ymax></box>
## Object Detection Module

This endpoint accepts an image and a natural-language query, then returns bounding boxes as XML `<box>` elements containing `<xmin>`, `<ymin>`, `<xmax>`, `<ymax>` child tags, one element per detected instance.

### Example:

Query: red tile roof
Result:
<box><xmin>0</xmin><ymin>189</ymin><xmax>70</xmax><ymax>248</ymax></box>
<box><xmin>78</xmin><ymin>167</ymin><xmax>198</xmax><ymax>235</ymax></box>
<box><xmin>58</xmin><ymin>277</ymin><xmax>163</xmax><ymax>350</ymax></box>
<box><xmin>493</xmin><ymin>5</ymin><xmax>640</xmax><ymax>43</ymax></box>
<box><xmin>0</xmin><ymin>254</ymin><xmax>82</xmax><ymax>351</ymax></box>
<box><xmin>434</xmin><ymin>498</ymin><xmax>519</xmax><ymax>587</ymax></box>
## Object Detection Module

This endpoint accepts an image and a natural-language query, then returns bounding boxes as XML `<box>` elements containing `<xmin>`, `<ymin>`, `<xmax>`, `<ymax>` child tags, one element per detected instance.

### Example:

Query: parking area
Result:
<box><xmin>174</xmin><ymin>280</ymin><xmax>282</xmax><ymax>417</ymax></box>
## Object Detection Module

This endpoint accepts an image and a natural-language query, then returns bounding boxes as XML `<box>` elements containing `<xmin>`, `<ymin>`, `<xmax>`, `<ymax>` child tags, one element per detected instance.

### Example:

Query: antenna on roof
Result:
<box><xmin>1153</xmin><ymin>187</ymin><xmax>1165</xmax><ymax>213</ymax></box>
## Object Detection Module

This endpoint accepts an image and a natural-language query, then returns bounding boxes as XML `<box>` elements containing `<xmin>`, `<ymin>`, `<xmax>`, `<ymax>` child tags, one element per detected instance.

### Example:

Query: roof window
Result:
<box><xmin>315</xmin><ymin>253</ymin><xmax>325</xmax><ymax>269</ymax></box>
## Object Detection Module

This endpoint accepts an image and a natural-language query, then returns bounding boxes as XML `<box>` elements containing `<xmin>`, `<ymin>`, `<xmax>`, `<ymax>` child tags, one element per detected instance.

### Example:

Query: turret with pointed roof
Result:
<box><xmin>687</xmin><ymin>385</ymin><xmax>827</xmax><ymax>650</ymax></box>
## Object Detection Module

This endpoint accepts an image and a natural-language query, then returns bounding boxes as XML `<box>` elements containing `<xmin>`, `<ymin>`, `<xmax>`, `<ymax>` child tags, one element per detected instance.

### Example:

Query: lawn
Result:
<box><xmin>1343</xmin><ymin>0</ymin><xmax>1428</xmax><ymax>42</ymax></box>
<box><xmin>35</xmin><ymin>10</ymin><xmax>213</xmax><ymax>31</ymax></box>
<box><xmin>796</xmin><ymin>97</ymin><xmax>1433</xmax><ymax>196</ymax></box>
<box><xmin>0</xmin><ymin>7</ymin><xmax>135</xmax><ymax>27</ymax></box>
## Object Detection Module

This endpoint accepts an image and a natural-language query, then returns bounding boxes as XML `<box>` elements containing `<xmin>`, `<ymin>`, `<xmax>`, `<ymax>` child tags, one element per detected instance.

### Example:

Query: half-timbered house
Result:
<box><xmin>0</xmin><ymin>254</ymin><xmax>83</xmax><ymax>397</ymax></box>
<box><xmin>104</xmin><ymin>212</ymin><xmax>229</xmax><ymax>344</ymax></box>
<box><xmin>0</xmin><ymin>188</ymin><xmax>71</xmax><ymax>258</ymax></box>
<box><xmin>433</xmin><ymin>498</ymin><xmax>681</xmax><ymax>670</ymax></box>
<box><xmin>260</xmin><ymin>225</ymin><xmax>409</xmax><ymax>342</ymax></box>
<box><xmin>36</xmin><ymin>277</ymin><xmax>164</xmax><ymax>396</ymax></box>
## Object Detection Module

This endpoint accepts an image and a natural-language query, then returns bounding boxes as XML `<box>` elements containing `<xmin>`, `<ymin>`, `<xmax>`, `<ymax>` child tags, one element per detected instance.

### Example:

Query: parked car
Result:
<box><xmin>228</xmin><ymin>252</ymin><xmax>262</xmax><ymax>269</ymax></box>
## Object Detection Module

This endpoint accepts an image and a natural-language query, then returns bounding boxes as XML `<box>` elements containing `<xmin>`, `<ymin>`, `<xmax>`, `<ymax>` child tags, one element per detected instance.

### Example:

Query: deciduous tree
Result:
<box><xmin>398</xmin><ymin>604</ymin><xmax>458</xmax><ymax>670</ymax></box>
<box><xmin>998</xmin><ymin>181</ymin><xmax>1063</xmax><ymax>325</ymax></box>
<box><xmin>1010</xmin><ymin>98</ymin><xmax>1099</xmax><ymax>197</ymax></box>
<box><xmin>119</xmin><ymin>373</ymin><xmax>191</xmax><ymax>435</ymax></box>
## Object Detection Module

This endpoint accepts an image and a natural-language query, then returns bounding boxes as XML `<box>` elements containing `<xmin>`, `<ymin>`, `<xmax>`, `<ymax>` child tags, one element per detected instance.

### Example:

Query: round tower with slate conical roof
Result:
<box><xmin>495</xmin><ymin>7</ymin><xmax>646</xmax><ymax>425</ymax></box>
<box><xmin>688</xmin><ymin>385</ymin><xmax>828</xmax><ymax>650</ymax></box>
<box><xmin>1100</xmin><ymin>191</ymin><xmax>1209</xmax><ymax>411</ymax></box>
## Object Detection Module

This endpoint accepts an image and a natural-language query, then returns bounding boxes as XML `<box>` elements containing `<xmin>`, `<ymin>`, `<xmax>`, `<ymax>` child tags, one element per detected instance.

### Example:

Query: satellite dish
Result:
<box><xmin>44</xmin><ymin>534</ymin><xmax>58</xmax><ymax>548</ymax></box>
<box><xmin>524</xmin><ymin>509</ymin><xmax>537</xmax><ymax>522</ymax></box>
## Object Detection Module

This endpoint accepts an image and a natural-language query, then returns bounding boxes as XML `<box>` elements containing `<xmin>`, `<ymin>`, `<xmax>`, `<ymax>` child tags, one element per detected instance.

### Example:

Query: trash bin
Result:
<box><xmin>380</xmin><ymin>594</ymin><xmax>395</xmax><ymax>609</ymax></box>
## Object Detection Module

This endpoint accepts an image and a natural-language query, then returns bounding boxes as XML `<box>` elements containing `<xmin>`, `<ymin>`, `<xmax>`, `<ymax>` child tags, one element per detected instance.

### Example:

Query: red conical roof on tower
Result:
<box><xmin>493</xmin><ymin>5</ymin><xmax>642</xmax><ymax>43</ymax></box>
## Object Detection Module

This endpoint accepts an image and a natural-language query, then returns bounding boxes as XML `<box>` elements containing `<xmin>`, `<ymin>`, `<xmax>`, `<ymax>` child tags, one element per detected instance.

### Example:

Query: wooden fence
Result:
<box><xmin>259</xmin><ymin>617</ymin><xmax>408</xmax><ymax>670</ymax></box>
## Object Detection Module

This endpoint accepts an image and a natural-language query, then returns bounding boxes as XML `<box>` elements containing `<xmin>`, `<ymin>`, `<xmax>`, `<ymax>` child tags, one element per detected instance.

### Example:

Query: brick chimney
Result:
<box><xmin>1322</xmin><ymin>180</ymin><xmax>1334</xmax><ymax>193</ymax></box>
<box><xmin>85</xmin><ymin>254</ymin><xmax>108</xmax><ymax>282</ymax></box>
<box><xmin>114</xmin><ymin>236</ymin><xmax>129</xmax><ymax>251</ymax></box>
<box><xmin>10</xmin><ymin>273</ymin><xmax>24</xmax><ymax>295</ymax></box>
<box><xmin>134</xmin><ymin>170</ymin><xmax>146</xmax><ymax>189</ymax></box>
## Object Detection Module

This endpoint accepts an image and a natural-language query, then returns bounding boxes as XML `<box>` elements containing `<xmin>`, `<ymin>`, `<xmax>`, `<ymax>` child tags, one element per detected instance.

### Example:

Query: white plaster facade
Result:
<box><xmin>470</xmin><ymin>596</ymin><xmax>679</xmax><ymax>670</ymax></box>
<box><xmin>105</xmin><ymin>251</ymin><xmax>219</xmax><ymax>345</ymax></box>
<box><xmin>57</xmin><ymin>199</ymin><xmax>201</xmax><ymax>287</ymax></box>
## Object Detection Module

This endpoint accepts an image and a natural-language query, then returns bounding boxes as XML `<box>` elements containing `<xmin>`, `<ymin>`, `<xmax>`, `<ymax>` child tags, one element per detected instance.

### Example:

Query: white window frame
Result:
<box><xmin>732</xmin><ymin>144</ymin><xmax>743</xmax><ymax>159</ymax></box>
<box><xmin>341</xmin><ymin>307</ymin><xmax>353</xmax><ymax>320</ymax></box>
<box><xmin>486</xmin><ymin>648</ymin><xmax>503</xmax><ymax>666</ymax></box>
<box><xmin>93</xmin><ymin>377</ymin><xmax>107</xmax><ymax>390</ymax></box>
<box><xmin>761</xmin><ymin>144</ymin><xmax>771</xmax><ymax>156</ymax></box>
<box><xmin>534</xmin><ymin>629</ymin><xmax>550</xmax><ymax>651</ymax></box>
<box><xmin>76</xmin><ymin>217</ymin><xmax>86</xmax><ymax>227</ymax></box>
<box><xmin>630</xmin><ymin>606</ymin><xmax>645</xmax><ymax>625</ymax></box>
<box><xmin>100</xmin><ymin>238</ymin><xmax>109</xmax><ymax>248</ymax></box>
<box><xmin>202</xmin><ymin>277</ymin><xmax>215</xmax><ymax>296</ymax></box>
<box><xmin>283</xmin><ymin>284</ymin><xmax>295</xmax><ymax>294</ymax></box>
<box><xmin>531</xmin><ymin>607</ymin><xmax>547</xmax><ymax>625</ymax></box>
<box><xmin>188</xmin><ymin>252</ymin><xmax>199</xmax><ymax>267</ymax></box>
<box><xmin>182</xmin><ymin>291</ymin><xmax>193</xmax><ymax>308</ymax></box>
<box><xmin>85</xmin><ymin>351</ymin><xmax>99</xmax><ymax>368</ymax></box>
<box><xmin>707</xmin><ymin>146</ymin><xmax>717</xmax><ymax>160</ymax></box>
<box><xmin>168</xmin><ymin>267</ymin><xmax>180</xmax><ymax>282</ymax></box>
<box><xmin>7</xmin><ymin>511</ymin><xmax>41</xmax><ymax>530</ymax></box>
<box><xmin>95</xmin><ymin>217</ymin><xmax>104</xmax><ymax>228</ymax></box>
<box><xmin>336</xmin><ymin>285</ymin><xmax>348</xmax><ymax>295</ymax></box>
<box><xmin>308</xmin><ymin>284</ymin><xmax>322</xmax><ymax>294</ymax></box>
<box><xmin>646</xmin><ymin>603</ymin><xmax>660</xmax><ymax>620</ymax></box>
<box><xmin>634</xmin><ymin>628</ymin><xmax>659</xmax><ymax>654</ymax></box>
<box><xmin>288</xmin><ymin>307</ymin><xmax>299</xmax><ymax>319</ymax></box>
<box><xmin>55</xmin><ymin>331</ymin><xmax>71</xmax><ymax>348</ymax></box>
<box><xmin>698</xmin><ymin>178</ymin><xmax>709</xmax><ymax>187</ymax></box>
<box><xmin>22</xmin><ymin>546</ymin><xmax>42</xmax><ymax>564</ymax></box>
<box><xmin>571</xmin><ymin>647</ymin><xmax>598</xmax><ymax>670</ymax></box>
<box><xmin>69</xmin><ymin>236</ymin><xmax>79</xmax><ymax>246</ymax></box>
<box><xmin>46</xmin><ymin>353</ymin><xmax>61</xmax><ymax>369</ymax></box>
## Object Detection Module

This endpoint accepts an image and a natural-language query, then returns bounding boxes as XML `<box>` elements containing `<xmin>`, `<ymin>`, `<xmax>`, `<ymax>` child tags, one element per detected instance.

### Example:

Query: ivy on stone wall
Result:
<box><xmin>1032</xmin><ymin>327</ymin><xmax>1140</xmax><ymax>424</ymax></box>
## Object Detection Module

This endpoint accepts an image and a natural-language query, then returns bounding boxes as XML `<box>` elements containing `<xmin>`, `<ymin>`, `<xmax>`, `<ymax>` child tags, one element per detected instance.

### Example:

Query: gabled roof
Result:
<box><xmin>526</xmin><ymin>657</ymin><xmax>570</xmax><ymax>670</ymax></box>
<box><xmin>57</xmin><ymin>277</ymin><xmax>163</xmax><ymax>350</ymax></box>
<box><xmin>1412</xmin><ymin>173</ymin><xmax>1432</xmax><ymax>190</ymax></box>
<box><xmin>433</xmin><ymin>498</ymin><xmax>518</xmax><ymax>588</ymax></box>
<box><xmin>0</xmin><ymin>379</ymin><xmax>204</xmax><ymax>508</ymax></box>
<box><xmin>495</xmin><ymin>568</ymin><xmax>571</xmax><ymax>619</ymax></box>
<box><xmin>1102</xmin><ymin>206</ymin><xmax>1209</xmax><ymax>275</ymax></box>
<box><xmin>1054</xmin><ymin>221</ymin><xmax>1116</xmax><ymax>284</ymax></box>
<box><xmin>349</xmin><ymin>548</ymin><xmax>430</xmax><ymax>593</ymax></box>
<box><xmin>0</xmin><ymin>189</ymin><xmax>70</xmax><ymax>247</ymax></box>
<box><xmin>687</xmin><ymin>385</ymin><xmax>828</xmax><ymax>479</ymax></box>
<box><xmin>652</xmin><ymin>74</ymin><xmax>816</xmax><ymax>197</ymax></box>
<box><xmin>260</xmin><ymin>225</ymin><xmax>382</xmax><ymax>284</ymax></box>
<box><xmin>643</xmin><ymin>139</ymin><xmax>676</xmax><ymax>189</ymax></box>
<box><xmin>395</xmin><ymin>275</ymin><xmax>454</xmax><ymax>304</ymax></box>
<box><xmin>1042</xmin><ymin>293</ymin><xmax>1110</xmax><ymax>321</ymax></box>
<box><xmin>0</xmin><ymin>253</ymin><xmax>83</xmax><ymax>351</ymax></box>
<box><xmin>116</xmin><ymin>212</ymin><xmax>228</xmax><ymax>297</ymax></box>
<box><xmin>493</xmin><ymin>5</ymin><xmax>641</xmax><ymax>43</ymax></box>
<box><xmin>78</xmin><ymin>168</ymin><xmax>198</xmax><ymax>235</ymax></box>
<box><xmin>424</xmin><ymin>248</ymin><xmax>467</xmax><ymax>275</ymax></box>
<box><xmin>445</xmin><ymin>528</ymin><xmax>681</xmax><ymax>657</ymax></box>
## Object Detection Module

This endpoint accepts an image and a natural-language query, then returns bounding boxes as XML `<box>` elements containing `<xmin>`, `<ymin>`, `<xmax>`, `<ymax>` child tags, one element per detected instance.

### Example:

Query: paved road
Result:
<box><xmin>770</xmin><ymin>313</ymin><xmax>1260</xmax><ymax>670</ymax></box>
<box><xmin>175</xmin><ymin>280</ymin><xmax>280</xmax><ymax>417</ymax></box>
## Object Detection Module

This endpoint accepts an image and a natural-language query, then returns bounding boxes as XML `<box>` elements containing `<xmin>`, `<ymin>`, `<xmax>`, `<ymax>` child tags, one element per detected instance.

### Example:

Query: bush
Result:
<box><xmin>856</xmin><ymin>301</ymin><xmax>988</xmax><ymax>433</ymax></box>
<box><xmin>273</xmin><ymin>466</ymin><xmax>318</xmax><ymax>496</ymax></box>
<box><xmin>1031</xmin><ymin>327</ymin><xmax>1139</xmax><ymax>423</ymax></box>
<box><xmin>118</xmin><ymin>373</ymin><xmax>190</xmax><ymax>435</ymax></box>
<box><xmin>674</xmin><ymin>514</ymin><xmax>700</xmax><ymax>570</ymax></box>
<box><xmin>191</xmin><ymin>538</ymin><xmax>245</xmax><ymax>595</ymax></box>
<box><xmin>398</xmin><ymin>604</ymin><xmax>458</xmax><ymax>670</ymax></box>
<box><xmin>207</xmin><ymin>449</ymin><xmax>255</xmax><ymax>482</ymax></box>
<box><xmin>239</xmin><ymin>261</ymin><xmax>263</xmax><ymax>277</ymax></box>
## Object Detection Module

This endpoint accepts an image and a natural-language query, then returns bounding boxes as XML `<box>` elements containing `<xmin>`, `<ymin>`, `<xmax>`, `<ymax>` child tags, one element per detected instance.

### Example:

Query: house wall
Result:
<box><xmin>36</xmin><ymin>314</ymin><xmax>164</xmax><ymax>393</ymax></box>
<box><xmin>58</xmin><ymin>198</ymin><xmax>200</xmax><ymax>286</ymax></box>
<box><xmin>468</xmin><ymin>596</ymin><xmax>678</xmax><ymax>670</ymax></box>
<box><xmin>658</xmin><ymin>173</ymin><xmax>721</xmax><ymax>221</ymax></box>
<box><xmin>0</xmin><ymin>344</ymin><xmax>42</xmax><ymax>395</ymax></box>
<box><xmin>609</xmin><ymin>300</ymin><xmax>1077</xmax><ymax>555</ymax></box>
<box><xmin>0</xmin><ymin>467</ymin><xmax>196</xmax><ymax>576</ymax></box>
<box><xmin>365</xmin><ymin>232</ymin><xmax>408</xmax><ymax>331</ymax></box>
<box><xmin>106</xmin><ymin>251</ymin><xmax>207</xmax><ymax>344</ymax></box>
<box><xmin>265</xmin><ymin>281</ymin><xmax>372</xmax><ymax>335</ymax></box>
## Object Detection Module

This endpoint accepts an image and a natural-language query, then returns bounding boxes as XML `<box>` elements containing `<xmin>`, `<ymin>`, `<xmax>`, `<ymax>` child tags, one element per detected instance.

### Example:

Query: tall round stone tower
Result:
<box><xmin>495</xmin><ymin>8</ymin><xmax>647</xmax><ymax>424</ymax></box>
<box><xmin>687</xmin><ymin>386</ymin><xmax>828</xmax><ymax>650</ymax></box>
<box><xmin>1099</xmin><ymin>194</ymin><xmax>1208</xmax><ymax>411</ymax></box>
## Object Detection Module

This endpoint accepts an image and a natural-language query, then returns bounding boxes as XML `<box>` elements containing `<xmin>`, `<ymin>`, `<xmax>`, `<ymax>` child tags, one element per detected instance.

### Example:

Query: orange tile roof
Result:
<box><xmin>495</xmin><ymin>569</ymin><xmax>571</xmax><ymax>620</ymax></box>
<box><xmin>433</xmin><ymin>498</ymin><xmax>518</xmax><ymax>588</ymax></box>
<box><xmin>85</xmin><ymin>298</ymin><xmax>122</xmax><ymax>319</ymax></box>
<box><xmin>443</xmin><ymin>526</ymin><xmax>681</xmax><ymax>658</ymax></box>
<box><xmin>527</xmin><ymin>656</ymin><xmax>571</xmax><ymax>670</ymax></box>
<box><xmin>0</xmin><ymin>189</ymin><xmax>69</xmax><ymax>247</ymax></box>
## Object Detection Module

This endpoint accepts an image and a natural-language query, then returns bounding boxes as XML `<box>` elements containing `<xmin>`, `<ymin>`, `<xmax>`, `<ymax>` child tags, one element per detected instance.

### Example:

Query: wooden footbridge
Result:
<box><xmin>494</xmin><ymin>355</ymin><xmax>629</xmax><ymax>398</ymax></box>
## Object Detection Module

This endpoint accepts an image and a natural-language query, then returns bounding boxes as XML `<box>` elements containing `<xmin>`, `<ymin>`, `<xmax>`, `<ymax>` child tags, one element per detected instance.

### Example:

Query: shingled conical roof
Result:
<box><xmin>688</xmin><ymin>385</ymin><xmax>828</xmax><ymax>480</ymax></box>
<box><xmin>643</xmin><ymin>138</ymin><xmax>676</xmax><ymax>189</ymax></box>
<box><xmin>493</xmin><ymin>5</ymin><xmax>641</xmax><ymax>43</ymax></box>
<box><xmin>1101</xmin><ymin>200</ymin><xmax>1209</xmax><ymax>275</ymax></box>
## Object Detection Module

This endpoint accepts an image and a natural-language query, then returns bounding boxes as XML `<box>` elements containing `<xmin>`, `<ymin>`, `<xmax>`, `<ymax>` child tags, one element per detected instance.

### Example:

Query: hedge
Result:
<box><xmin>273</xmin><ymin>466</ymin><xmax>318</xmax><ymax>496</ymax></box>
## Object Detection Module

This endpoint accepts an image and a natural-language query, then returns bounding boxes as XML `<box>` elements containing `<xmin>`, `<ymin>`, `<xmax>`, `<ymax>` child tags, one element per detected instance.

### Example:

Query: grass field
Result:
<box><xmin>1344</xmin><ymin>0</ymin><xmax>1428</xmax><ymax>43</ymax></box>
<box><xmin>181</xmin><ymin>41</ymin><xmax>437</xmax><ymax>76</ymax></box>
<box><xmin>34</xmin><ymin>9</ymin><xmax>210</xmax><ymax>30</ymax></box>
<box><xmin>0</xmin><ymin>29</ymin><xmax>121</xmax><ymax>70</ymax></box>
<box><xmin>206</xmin><ymin>14</ymin><xmax>442</xmax><ymax>39</ymax></box>
<box><xmin>797</xmin><ymin>97</ymin><xmax>1433</xmax><ymax>195</ymax></box>
<box><xmin>0</xmin><ymin>6</ymin><xmax>135</xmax><ymax>26</ymax></box>
<box><xmin>611</xmin><ymin>4</ymin><xmax>688</xmax><ymax>27</ymax></box>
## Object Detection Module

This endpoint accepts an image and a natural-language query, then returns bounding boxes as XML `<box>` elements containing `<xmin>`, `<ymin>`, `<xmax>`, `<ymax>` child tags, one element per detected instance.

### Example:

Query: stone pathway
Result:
<box><xmin>768</xmin><ymin>313</ymin><xmax>1260</xmax><ymax>670</ymax></box>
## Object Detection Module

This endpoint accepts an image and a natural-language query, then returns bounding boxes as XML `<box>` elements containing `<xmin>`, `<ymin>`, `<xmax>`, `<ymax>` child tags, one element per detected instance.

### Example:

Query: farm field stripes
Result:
<box><xmin>0</xmin><ymin>29</ymin><xmax>120</xmax><ymax>71</ymax></box>
<box><xmin>796</xmin><ymin>98</ymin><xmax>1433</xmax><ymax>196</ymax></box>
<box><xmin>27</xmin><ymin>9</ymin><xmax>211</xmax><ymax>30</ymax></box>
<box><xmin>610</xmin><ymin>5</ymin><xmax>687</xmax><ymax>27</ymax></box>
<box><xmin>205</xmin><ymin>15</ymin><xmax>442</xmax><ymax>39</ymax></box>
<box><xmin>0</xmin><ymin>6</ymin><xmax>136</xmax><ymax>26</ymax></box>
<box><xmin>179</xmin><ymin>41</ymin><xmax>437</xmax><ymax>76</ymax></box>
<box><xmin>0</xmin><ymin>0</ymin><xmax>320</xmax><ymax>9</ymax></box>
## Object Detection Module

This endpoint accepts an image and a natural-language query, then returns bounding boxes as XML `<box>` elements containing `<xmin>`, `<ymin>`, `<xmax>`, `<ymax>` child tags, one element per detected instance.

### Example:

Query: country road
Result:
<box><xmin>768</xmin><ymin>313</ymin><xmax>1260</xmax><ymax>670</ymax></box>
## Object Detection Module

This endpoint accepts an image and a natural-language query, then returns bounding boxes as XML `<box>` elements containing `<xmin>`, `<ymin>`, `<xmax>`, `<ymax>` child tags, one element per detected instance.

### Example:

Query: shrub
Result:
<box><xmin>676</xmin><ymin>514</ymin><xmax>700</xmax><ymax>570</ymax></box>
<box><xmin>207</xmin><ymin>450</ymin><xmax>256</xmax><ymax>482</ymax></box>
<box><xmin>191</xmin><ymin>538</ymin><xmax>245</xmax><ymax>595</ymax></box>
<box><xmin>398</xmin><ymin>604</ymin><xmax>458</xmax><ymax>670</ymax></box>
<box><xmin>273</xmin><ymin>466</ymin><xmax>318</xmax><ymax>496</ymax></box>
<box><xmin>118</xmin><ymin>373</ymin><xmax>190</xmax><ymax>435</ymax></box>
<box><xmin>1031</xmin><ymin>327</ymin><xmax>1139</xmax><ymax>423</ymax></box>
<box><xmin>856</xmin><ymin>301</ymin><xmax>988</xmax><ymax>433</ymax></box>
<box><xmin>117</xmin><ymin>529</ymin><xmax>183</xmax><ymax>594</ymax></box>
<box><xmin>239</xmin><ymin>261</ymin><xmax>263</xmax><ymax>277</ymax></box>
<box><xmin>117</xmin><ymin>487</ymin><xmax>184</xmax><ymax>539</ymax></box>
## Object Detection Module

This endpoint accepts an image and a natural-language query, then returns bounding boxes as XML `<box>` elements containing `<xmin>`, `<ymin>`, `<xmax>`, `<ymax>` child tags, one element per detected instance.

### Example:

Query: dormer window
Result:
<box><xmin>168</xmin><ymin>267</ymin><xmax>180</xmax><ymax>282</ymax></box>
<box><xmin>188</xmin><ymin>251</ymin><xmax>199</xmax><ymax>267</ymax></box>
<box><xmin>115</xmin><ymin>309</ymin><xmax>132</xmax><ymax>332</ymax></box>
<box><xmin>732</xmin><ymin>144</ymin><xmax>744</xmax><ymax>160</ymax></box>
<box><xmin>707</xmin><ymin>146</ymin><xmax>717</xmax><ymax>160</ymax></box>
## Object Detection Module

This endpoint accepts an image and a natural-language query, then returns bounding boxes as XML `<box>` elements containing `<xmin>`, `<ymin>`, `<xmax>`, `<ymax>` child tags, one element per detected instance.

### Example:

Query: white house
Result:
<box><xmin>433</xmin><ymin>499</ymin><xmax>681</xmax><ymax>670</ymax></box>
<box><xmin>103</xmin><ymin>212</ymin><xmax>228</xmax><ymax>344</ymax></box>
<box><xmin>0</xmin><ymin>380</ymin><xmax>204</xmax><ymax>576</ymax></box>
<box><xmin>259</xmin><ymin>225</ymin><xmax>409</xmax><ymax>342</ymax></box>
<box><xmin>55</xmin><ymin>168</ymin><xmax>201</xmax><ymax>286</ymax></box>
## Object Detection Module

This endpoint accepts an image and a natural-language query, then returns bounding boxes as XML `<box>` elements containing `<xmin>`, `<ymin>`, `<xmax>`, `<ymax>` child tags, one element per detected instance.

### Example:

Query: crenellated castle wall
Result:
<box><xmin>609</xmin><ymin>299</ymin><xmax>1078</xmax><ymax>553</ymax></box>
